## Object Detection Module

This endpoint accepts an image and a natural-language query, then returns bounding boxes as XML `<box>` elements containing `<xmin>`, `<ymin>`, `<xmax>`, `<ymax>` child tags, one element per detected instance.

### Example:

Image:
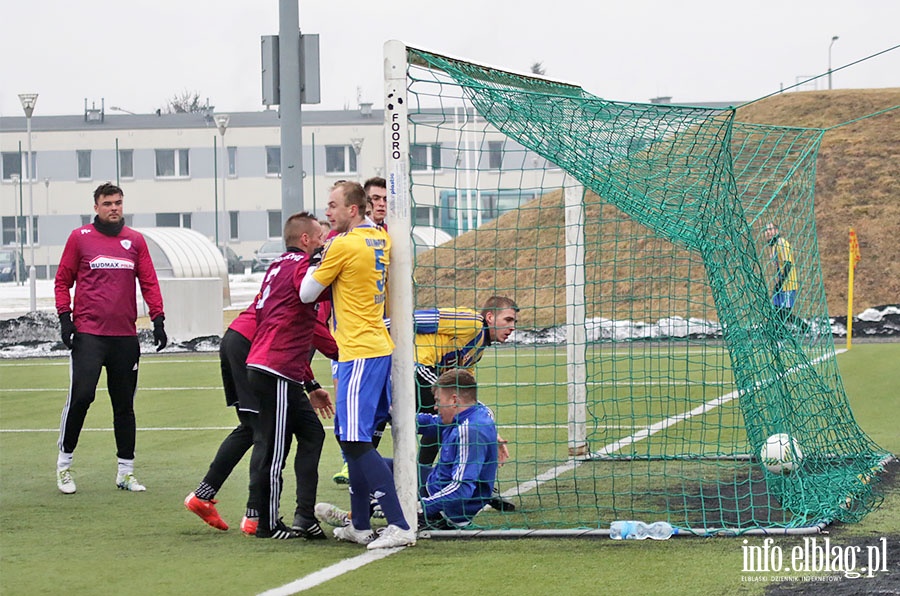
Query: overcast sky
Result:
<box><xmin>1</xmin><ymin>0</ymin><xmax>898</xmax><ymax>117</ymax></box>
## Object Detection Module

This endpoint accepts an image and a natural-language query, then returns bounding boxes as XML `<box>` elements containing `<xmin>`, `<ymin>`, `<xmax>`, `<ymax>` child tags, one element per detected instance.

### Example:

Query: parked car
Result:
<box><xmin>218</xmin><ymin>245</ymin><xmax>244</xmax><ymax>274</ymax></box>
<box><xmin>0</xmin><ymin>248</ymin><xmax>26</xmax><ymax>282</ymax></box>
<box><xmin>251</xmin><ymin>240</ymin><xmax>285</xmax><ymax>272</ymax></box>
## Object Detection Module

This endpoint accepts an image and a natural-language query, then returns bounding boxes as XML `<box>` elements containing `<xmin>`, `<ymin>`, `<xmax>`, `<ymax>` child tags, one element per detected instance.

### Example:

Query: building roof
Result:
<box><xmin>0</xmin><ymin>108</ymin><xmax>384</xmax><ymax>133</ymax></box>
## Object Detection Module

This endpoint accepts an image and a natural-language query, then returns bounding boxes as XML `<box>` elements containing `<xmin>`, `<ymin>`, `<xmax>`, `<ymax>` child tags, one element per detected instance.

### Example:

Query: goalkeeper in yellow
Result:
<box><xmin>765</xmin><ymin>222</ymin><xmax>809</xmax><ymax>334</ymax></box>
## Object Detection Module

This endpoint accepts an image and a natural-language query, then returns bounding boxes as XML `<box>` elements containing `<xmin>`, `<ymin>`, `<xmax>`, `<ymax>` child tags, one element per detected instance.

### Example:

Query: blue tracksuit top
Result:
<box><xmin>418</xmin><ymin>402</ymin><xmax>499</xmax><ymax>525</ymax></box>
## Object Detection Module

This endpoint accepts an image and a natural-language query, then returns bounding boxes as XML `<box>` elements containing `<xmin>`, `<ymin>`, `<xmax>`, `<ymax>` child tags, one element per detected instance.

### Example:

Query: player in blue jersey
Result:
<box><xmin>316</xmin><ymin>368</ymin><xmax>500</xmax><ymax>530</ymax></box>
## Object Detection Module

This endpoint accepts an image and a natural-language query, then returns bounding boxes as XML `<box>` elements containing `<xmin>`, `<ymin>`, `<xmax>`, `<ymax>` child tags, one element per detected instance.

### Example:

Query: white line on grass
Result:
<box><xmin>257</xmin><ymin>548</ymin><xmax>406</xmax><ymax>596</ymax></box>
<box><xmin>0</xmin><ymin>379</ymin><xmax>731</xmax><ymax>393</ymax></box>
<box><xmin>0</xmin><ymin>423</ymin><xmax>633</xmax><ymax>434</ymax></box>
<box><xmin>0</xmin><ymin>358</ymin><xmax>223</xmax><ymax>366</ymax></box>
<box><xmin>501</xmin><ymin>348</ymin><xmax>847</xmax><ymax>500</ymax></box>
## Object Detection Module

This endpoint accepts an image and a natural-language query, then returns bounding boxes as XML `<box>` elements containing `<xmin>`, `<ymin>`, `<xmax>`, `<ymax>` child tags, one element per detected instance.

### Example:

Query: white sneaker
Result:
<box><xmin>333</xmin><ymin>524</ymin><xmax>376</xmax><ymax>545</ymax></box>
<box><xmin>315</xmin><ymin>502</ymin><xmax>350</xmax><ymax>527</ymax></box>
<box><xmin>367</xmin><ymin>524</ymin><xmax>416</xmax><ymax>550</ymax></box>
<box><xmin>57</xmin><ymin>468</ymin><xmax>76</xmax><ymax>494</ymax></box>
<box><xmin>116</xmin><ymin>472</ymin><xmax>146</xmax><ymax>492</ymax></box>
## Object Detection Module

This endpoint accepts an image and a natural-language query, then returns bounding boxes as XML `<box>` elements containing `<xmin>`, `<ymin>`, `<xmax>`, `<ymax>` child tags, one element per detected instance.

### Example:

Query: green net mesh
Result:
<box><xmin>404</xmin><ymin>47</ymin><xmax>889</xmax><ymax>534</ymax></box>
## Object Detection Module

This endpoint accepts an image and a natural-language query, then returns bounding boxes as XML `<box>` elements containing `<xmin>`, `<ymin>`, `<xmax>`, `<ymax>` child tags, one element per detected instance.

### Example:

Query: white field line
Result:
<box><xmin>0</xmin><ymin>379</ymin><xmax>730</xmax><ymax>393</ymax></box>
<box><xmin>0</xmin><ymin>346</ymin><xmax>730</xmax><ymax>367</ymax></box>
<box><xmin>502</xmin><ymin>348</ymin><xmax>847</xmax><ymax>500</ymax></box>
<box><xmin>0</xmin><ymin>423</ymin><xmax>633</xmax><ymax>434</ymax></box>
<box><xmin>257</xmin><ymin>548</ymin><xmax>405</xmax><ymax>596</ymax></box>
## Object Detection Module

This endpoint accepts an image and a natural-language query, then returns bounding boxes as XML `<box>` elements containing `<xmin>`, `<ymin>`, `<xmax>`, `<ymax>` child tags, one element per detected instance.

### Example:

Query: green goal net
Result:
<box><xmin>393</xmin><ymin>44</ymin><xmax>890</xmax><ymax>535</ymax></box>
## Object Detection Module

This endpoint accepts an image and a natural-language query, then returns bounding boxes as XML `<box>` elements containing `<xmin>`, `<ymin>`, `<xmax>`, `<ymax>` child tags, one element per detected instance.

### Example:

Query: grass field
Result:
<box><xmin>1</xmin><ymin>343</ymin><xmax>897</xmax><ymax>595</ymax></box>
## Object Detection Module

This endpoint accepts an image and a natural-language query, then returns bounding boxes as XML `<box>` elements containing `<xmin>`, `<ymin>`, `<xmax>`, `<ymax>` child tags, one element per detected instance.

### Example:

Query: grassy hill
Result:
<box><xmin>414</xmin><ymin>89</ymin><xmax>899</xmax><ymax>327</ymax></box>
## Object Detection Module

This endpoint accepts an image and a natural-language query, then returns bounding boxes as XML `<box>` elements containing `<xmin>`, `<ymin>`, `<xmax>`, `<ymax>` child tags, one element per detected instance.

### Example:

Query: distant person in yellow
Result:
<box><xmin>299</xmin><ymin>180</ymin><xmax>415</xmax><ymax>550</ymax></box>
<box><xmin>764</xmin><ymin>222</ymin><xmax>809</xmax><ymax>333</ymax></box>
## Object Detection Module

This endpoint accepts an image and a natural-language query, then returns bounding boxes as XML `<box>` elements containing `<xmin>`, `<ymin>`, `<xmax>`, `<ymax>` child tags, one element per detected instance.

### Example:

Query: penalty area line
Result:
<box><xmin>257</xmin><ymin>548</ymin><xmax>405</xmax><ymax>596</ymax></box>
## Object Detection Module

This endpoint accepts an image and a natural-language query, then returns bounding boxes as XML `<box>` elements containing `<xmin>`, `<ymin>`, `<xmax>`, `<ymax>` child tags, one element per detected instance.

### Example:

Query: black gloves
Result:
<box><xmin>59</xmin><ymin>312</ymin><xmax>76</xmax><ymax>349</ymax></box>
<box><xmin>309</xmin><ymin>246</ymin><xmax>324</xmax><ymax>267</ymax></box>
<box><xmin>152</xmin><ymin>315</ymin><xmax>167</xmax><ymax>352</ymax></box>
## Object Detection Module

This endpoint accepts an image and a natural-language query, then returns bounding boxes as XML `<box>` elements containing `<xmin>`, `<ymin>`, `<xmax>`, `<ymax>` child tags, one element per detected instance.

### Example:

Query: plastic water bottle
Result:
<box><xmin>610</xmin><ymin>520</ymin><xmax>674</xmax><ymax>540</ymax></box>
<box><xmin>646</xmin><ymin>521</ymin><xmax>674</xmax><ymax>540</ymax></box>
<box><xmin>609</xmin><ymin>520</ymin><xmax>648</xmax><ymax>539</ymax></box>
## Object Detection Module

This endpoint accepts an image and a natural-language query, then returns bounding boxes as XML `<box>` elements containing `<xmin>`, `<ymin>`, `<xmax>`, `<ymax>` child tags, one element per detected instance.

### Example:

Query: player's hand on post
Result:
<box><xmin>59</xmin><ymin>312</ymin><xmax>76</xmax><ymax>349</ymax></box>
<box><xmin>309</xmin><ymin>388</ymin><xmax>334</xmax><ymax>419</ymax></box>
<box><xmin>152</xmin><ymin>315</ymin><xmax>167</xmax><ymax>352</ymax></box>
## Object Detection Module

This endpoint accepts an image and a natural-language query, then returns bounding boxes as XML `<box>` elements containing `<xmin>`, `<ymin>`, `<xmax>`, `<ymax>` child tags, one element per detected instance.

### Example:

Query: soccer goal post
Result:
<box><xmin>384</xmin><ymin>40</ymin><xmax>891</xmax><ymax>537</ymax></box>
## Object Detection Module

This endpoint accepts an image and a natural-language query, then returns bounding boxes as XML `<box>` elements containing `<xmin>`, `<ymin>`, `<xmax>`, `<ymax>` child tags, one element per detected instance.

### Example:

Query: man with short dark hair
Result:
<box><xmin>54</xmin><ymin>182</ymin><xmax>167</xmax><ymax>494</ymax></box>
<box><xmin>363</xmin><ymin>176</ymin><xmax>387</xmax><ymax>228</ymax></box>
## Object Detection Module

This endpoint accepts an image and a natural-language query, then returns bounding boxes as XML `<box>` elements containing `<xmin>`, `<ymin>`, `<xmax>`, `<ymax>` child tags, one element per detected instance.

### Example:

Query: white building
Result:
<box><xmin>1</xmin><ymin>101</ymin><xmax>570</xmax><ymax>278</ymax></box>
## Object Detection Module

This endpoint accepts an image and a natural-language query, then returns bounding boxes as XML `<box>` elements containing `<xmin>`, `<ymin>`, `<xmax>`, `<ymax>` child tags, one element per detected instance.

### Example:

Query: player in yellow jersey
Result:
<box><xmin>764</xmin><ymin>222</ymin><xmax>809</xmax><ymax>334</ymax></box>
<box><xmin>300</xmin><ymin>181</ymin><xmax>414</xmax><ymax>549</ymax></box>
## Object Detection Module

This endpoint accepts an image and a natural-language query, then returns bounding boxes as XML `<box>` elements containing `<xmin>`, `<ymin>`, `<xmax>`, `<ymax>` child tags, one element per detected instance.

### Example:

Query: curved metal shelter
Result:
<box><xmin>137</xmin><ymin>227</ymin><xmax>231</xmax><ymax>304</ymax></box>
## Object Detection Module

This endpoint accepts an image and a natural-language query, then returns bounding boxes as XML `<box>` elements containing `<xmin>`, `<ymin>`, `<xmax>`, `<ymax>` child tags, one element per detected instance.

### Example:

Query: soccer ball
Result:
<box><xmin>760</xmin><ymin>433</ymin><xmax>802</xmax><ymax>474</ymax></box>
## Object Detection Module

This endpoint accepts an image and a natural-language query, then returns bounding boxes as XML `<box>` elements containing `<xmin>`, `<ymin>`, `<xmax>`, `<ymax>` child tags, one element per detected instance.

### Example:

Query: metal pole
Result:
<box><xmin>115</xmin><ymin>138</ymin><xmax>120</xmax><ymax>186</ymax></box>
<box><xmin>311</xmin><ymin>132</ymin><xmax>317</xmax><ymax>215</ymax></box>
<box><xmin>10</xmin><ymin>173</ymin><xmax>20</xmax><ymax>284</ymax></box>
<box><xmin>213</xmin><ymin>135</ymin><xmax>219</xmax><ymax>248</ymax></box>
<box><xmin>220</xmin><ymin>129</ymin><xmax>228</xmax><ymax>255</ymax></box>
<box><xmin>17</xmin><ymin>145</ymin><xmax>24</xmax><ymax>287</ymax></box>
<box><xmin>26</xmin><ymin>115</ymin><xmax>36</xmax><ymax>311</ymax></box>
<box><xmin>828</xmin><ymin>36</ymin><xmax>839</xmax><ymax>91</ymax></box>
<box><xmin>279</xmin><ymin>0</ymin><xmax>304</xmax><ymax>221</ymax></box>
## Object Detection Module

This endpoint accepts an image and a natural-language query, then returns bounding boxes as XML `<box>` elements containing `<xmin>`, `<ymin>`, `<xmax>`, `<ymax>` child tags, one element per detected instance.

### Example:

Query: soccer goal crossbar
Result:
<box><xmin>383</xmin><ymin>40</ymin><xmax>891</xmax><ymax>536</ymax></box>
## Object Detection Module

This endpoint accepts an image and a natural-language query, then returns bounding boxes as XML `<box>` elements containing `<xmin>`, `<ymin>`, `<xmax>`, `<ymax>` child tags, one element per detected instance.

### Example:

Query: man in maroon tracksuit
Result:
<box><xmin>54</xmin><ymin>182</ymin><xmax>167</xmax><ymax>495</ymax></box>
<box><xmin>246</xmin><ymin>212</ymin><xmax>334</xmax><ymax>539</ymax></box>
<box><xmin>184</xmin><ymin>279</ymin><xmax>339</xmax><ymax>535</ymax></box>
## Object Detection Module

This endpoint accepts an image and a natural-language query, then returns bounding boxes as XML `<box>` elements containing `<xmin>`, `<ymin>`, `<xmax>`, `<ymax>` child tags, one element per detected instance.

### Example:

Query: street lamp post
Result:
<box><xmin>44</xmin><ymin>178</ymin><xmax>51</xmax><ymax>275</ymax></box>
<box><xmin>19</xmin><ymin>93</ymin><xmax>38</xmax><ymax>312</ymax></box>
<box><xmin>214</xmin><ymin>114</ymin><xmax>230</xmax><ymax>256</ymax></box>
<box><xmin>10</xmin><ymin>174</ymin><xmax>20</xmax><ymax>284</ymax></box>
<box><xmin>828</xmin><ymin>35</ymin><xmax>839</xmax><ymax>91</ymax></box>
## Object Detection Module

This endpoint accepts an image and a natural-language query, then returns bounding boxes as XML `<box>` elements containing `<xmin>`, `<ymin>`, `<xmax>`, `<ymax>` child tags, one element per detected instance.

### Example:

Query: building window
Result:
<box><xmin>155</xmin><ymin>213</ymin><xmax>192</xmax><ymax>228</ymax></box>
<box><xmin>119</xmin><ymin>149</ymin><xmax>134</xmax><ymax>179</ymax></box>
<box><xmin>414</xmin><ymin>206</ymin><xmax>435</xmax><ymax>227</ymax></box>
<box><xmin>0</xmin><ymin>216</ymin><xmax>36</xmax><ymax>245</ymax></box>
<box><xmin>410</xmin><ymin>144</ymin><xmax>442</xmax><ymax>171</ymax></box>
<box><xmin>77</xmin><ymin>150</ymin><xmax>92</xmax><ymax>180</ymax></box>
<box><xmin>267</xmin><ymin>210</ymin><xmax>282</xmax><ymax>238</ymax></box>
<box><xmin>266</xmin><ymin>146</ymin><xmax>281</xmax><ymax>176</ymax></box>
<box><xmin>325</xmin><ymin>145</ymin><xmax>357</xmax><ymax>174</ymax></box>
<box><xmin>488</xmin><ymin>140</ymin><xmax>503</xmax><ymax>169</ymax></box>
<box><xmin>2</xmin><ymin>152</ymin><xmax>21</xmax><ymax>181</ymax></box>
<box><xmin>1</xmin><ymin>216</ymin><xmax>17</xmax><ymax>245</ymax></box>
<box><xmin>229</xmin><ymin>211</ymin><xmax>239</xmax><ymax>240</ymax></box>
<box><xmin>2</xmin><ymin>151</ymin><xmax>36</xmax><ymax>181</ymax></box>
<box><xmin>227</xmin><ymin>146</ymin><xmax>237</xmax><ymax>178</ymax></box>
<box><xmin>155</xmin><ymin>149</ymin><xmax>190</xmax><ymax>178</ymax></box>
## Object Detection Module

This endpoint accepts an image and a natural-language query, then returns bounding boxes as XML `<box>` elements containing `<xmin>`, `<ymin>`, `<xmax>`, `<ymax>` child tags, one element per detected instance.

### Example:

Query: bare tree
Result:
<box><xmin>530</xmin><ymin>61</ymin><xmax>546</xmax><ymax>76</ymax></box>
<box><xmin>163</xmin><ymin>90</ymin><xmax>206</xmax><ymax>114</ymax></box>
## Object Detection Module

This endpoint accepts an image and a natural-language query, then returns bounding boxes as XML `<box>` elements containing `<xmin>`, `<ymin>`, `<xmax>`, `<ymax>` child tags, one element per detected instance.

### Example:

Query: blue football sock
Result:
<box><xmin>349</xmin><ymin>449</ymin><xmax>409</xmax><ymax>530</ymax></box>
<box><xmin>345</xmin><ymin>457</ymin><xmax>372</xmax><ymax>531</ymax></box>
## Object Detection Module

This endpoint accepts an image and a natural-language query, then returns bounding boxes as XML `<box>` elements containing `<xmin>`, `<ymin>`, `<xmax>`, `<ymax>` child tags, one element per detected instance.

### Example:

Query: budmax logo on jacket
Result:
<box><xmin>89</xmin><ymin>255</ymin><xmax>135</xmax><ymax>270</ymax></box>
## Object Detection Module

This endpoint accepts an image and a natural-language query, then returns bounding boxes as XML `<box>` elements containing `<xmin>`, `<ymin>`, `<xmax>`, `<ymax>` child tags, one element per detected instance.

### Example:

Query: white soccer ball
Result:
<box><xmin>760</xmin><ymin>433</ymin><xmax>803</xmax><ymax>474</ymax></box>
